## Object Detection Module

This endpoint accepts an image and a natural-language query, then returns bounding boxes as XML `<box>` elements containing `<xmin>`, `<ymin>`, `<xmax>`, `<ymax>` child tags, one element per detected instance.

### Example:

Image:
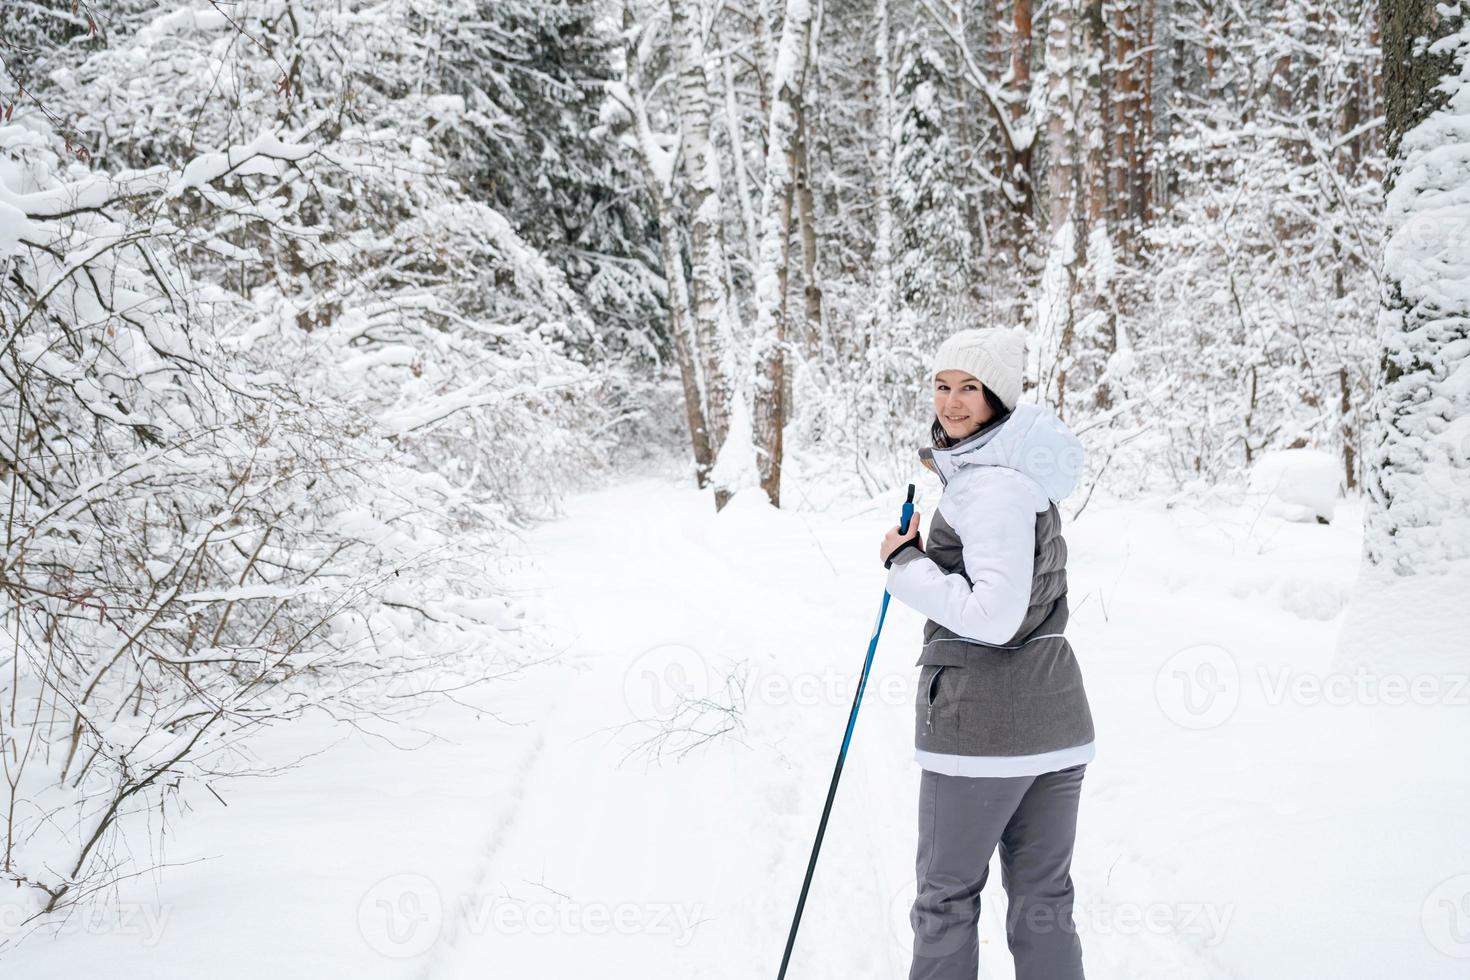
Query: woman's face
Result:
<box><xmin>934</xmin><ymin>370</ymin><xmax>994</xmax><ymax>441</ymax></box>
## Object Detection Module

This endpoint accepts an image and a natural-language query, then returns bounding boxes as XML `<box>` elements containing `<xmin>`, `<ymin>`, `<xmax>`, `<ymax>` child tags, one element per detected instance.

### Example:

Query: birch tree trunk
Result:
<box><xmin>721</xmin><ymin>39</ymin><xmax>760</xmax><ymax>267</ymax></box>
<box><xmin>794</xmin><ymin>108</ymin><xmax>823</xmax><ymax>360</ymax></box>
<box><xmin>750</xmin><ymin>0</ymin><xmax>815</xmax><ymax>507</ymax></box>
<box><xmin>670</xmin><ymin>0</ymin><xmax>737</xmax><ymax>508</ymax></box>
<box><xmin>617</xmin><ymin>8</ymin><xmax>715</xmax><ymax>486</ymax></box>
<box><xmin>1009</xmin><ymin>0</ymin><xmax>1037</xmax><ymax>253</ymax></box>
<box><xmin>873</xmin><ymin>0</ymin><xmax>897</xmax><ymax>332</ymax></box>
<box><xmin>1044</xmin><ymin>0</ymin><xmax>1081</xmax><ymax>415</ymax></box>
<box><xmin>943</xmin><ymin>0</ymin><xmax>982</xmax><ymax>306</ymax></box>
<box><xmin>1081</xmin><ymin>0</ymin><xmax>1117</xmax><ymax>412</ymax></box>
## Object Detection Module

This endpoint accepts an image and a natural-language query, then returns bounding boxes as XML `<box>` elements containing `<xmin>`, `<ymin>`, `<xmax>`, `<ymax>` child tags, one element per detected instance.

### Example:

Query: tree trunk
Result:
<box><xmin>750</xmin><ymin>0</ymin><xmax>815</xmax><ymax>508</ymax></box>
<box><xmin>795</xmin><ymin>107</ymin><xmax>823</xmax><ymax>360</ymax></box>
<box><xmin>1366</xmin><ymin>0</ymin><xmax>1470</xmax><ymax>573</ymax></box>
<box><xmin>670</xmin><ymin>0</ymin><xmax>737</xmax><ymax>510</ymax></box>
<box><xmin>1011</xmin><ymin>0</ymin><xmax>1032</xmax><ymax>126</ymax></box>
<box><xmin>1137</xmin><ymin>0</ymin><xmax>1154</xmax><ymax>225</ymax></box>
<box><xmin>721</xmin><ymin>37</ymin><xmax>760</xmax><ymax>273</ymax></box>
<box><xmin>619</xmin><ymin>7</ymin><xmax>715</xmax><ymax>489</ymax></box>
<box><xmin>1112</xmin><ymin>0</ymin><xmax>1136</xmax><ymax>251</ymax></box>
<box><xmin>1045</xmin><ymin>0</ymin><xmax>1078</xmax><ymax>234</ymax></box>
<box><xmin>873</xmin><ymin>0</ymin><xmax>896</xmax><ymax>332</ymax></box>
<box><xmin>1082</xmin><ymin>0</ymin><xmax>1116</xmax><ymax>413</ymax></box>
<box><xmin>945</xmin><ymin>0</ymin><xmax>983</xmax><ymax>305</ymax></box>
<box><xmin>1045</xmin><ymin>0</ymin><xmax>1081</xmax><ymax>417</ymax></box>
<box><xmin>1010</xmin><ymin>0</ymin><xmax>1036</xmax><ymax>253</ymax></box>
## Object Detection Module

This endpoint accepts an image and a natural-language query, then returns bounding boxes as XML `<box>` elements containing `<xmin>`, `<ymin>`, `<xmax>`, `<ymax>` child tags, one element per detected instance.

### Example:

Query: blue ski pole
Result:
<box><xmin>776</xmin><ymin>483</ymin><xmax>916</xmax><ymax>979</ymax></box>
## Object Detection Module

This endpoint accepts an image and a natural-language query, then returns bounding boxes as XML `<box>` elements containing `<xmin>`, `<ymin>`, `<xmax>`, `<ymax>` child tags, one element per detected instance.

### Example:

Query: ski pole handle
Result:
<box><xmin>899</xmin><ymin>483</ymin><xmax>915</xmax><ymax>535</ymax></box>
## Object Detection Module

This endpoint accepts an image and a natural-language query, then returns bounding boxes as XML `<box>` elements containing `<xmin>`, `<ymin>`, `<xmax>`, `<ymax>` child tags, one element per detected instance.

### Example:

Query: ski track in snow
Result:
<box><xmin>410</xmin><ymin>725</ymin><xmax>551</xmax><ymax>980</ymax></box>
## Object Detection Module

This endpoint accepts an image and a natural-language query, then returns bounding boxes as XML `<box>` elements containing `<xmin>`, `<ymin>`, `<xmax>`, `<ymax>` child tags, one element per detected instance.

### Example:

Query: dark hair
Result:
<box><xmin>930</xmin><ymin>383</ymin><xmax>1011</xmax><ymax>449</ymax></box>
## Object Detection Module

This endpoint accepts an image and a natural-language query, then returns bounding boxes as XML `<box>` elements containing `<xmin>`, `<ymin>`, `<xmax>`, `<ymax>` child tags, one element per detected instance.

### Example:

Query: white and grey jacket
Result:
<box><xmin>884</xmin><ymin>402</ymin><xmax>1096</xmax><ymax>778</ymax></box>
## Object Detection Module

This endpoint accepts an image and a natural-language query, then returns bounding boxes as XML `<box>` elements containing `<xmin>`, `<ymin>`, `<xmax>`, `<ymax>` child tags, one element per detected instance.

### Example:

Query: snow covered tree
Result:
<box><xmin>668</xmin><ymin>0</ymin><xmax>739</xmax><ymax>506</ymax></box>
<box><xmin>430</xmin><ymin>0</ymin><xmax>665</xmax><ymax>364</ymax></box>
<box><xmin>1365</xmin><ymin>0</ymin><xmax>1470</xmax><ymax>573</ymax></box>
<box><xmin>749</xmin><ymin>0</ymin><xmax>815</xmax><ymax>506</ymax></box>
<box><xmin>600</xmin><ymin>3</ymin><xmax>718</xmax><ymax>491</ymax></box>
<box><xmin>892</xmin><ymin>38</ymin><xmax>973</xmax><ymax>325</ymax></box>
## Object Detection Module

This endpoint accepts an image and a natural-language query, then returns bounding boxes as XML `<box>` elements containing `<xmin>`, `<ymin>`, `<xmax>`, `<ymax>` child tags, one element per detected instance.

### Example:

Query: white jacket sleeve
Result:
<box><xmin>883</xmin><ymin>467</ymin><xmax>1041</xmax><ymax>645</ymax></box>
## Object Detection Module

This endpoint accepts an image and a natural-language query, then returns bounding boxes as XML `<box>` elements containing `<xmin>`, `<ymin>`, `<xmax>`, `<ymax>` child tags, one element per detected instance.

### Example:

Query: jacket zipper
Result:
<box><xmin>925</xmin><ymin>666</ymin><xmax>945</xmax><ymax>732</ymax></box>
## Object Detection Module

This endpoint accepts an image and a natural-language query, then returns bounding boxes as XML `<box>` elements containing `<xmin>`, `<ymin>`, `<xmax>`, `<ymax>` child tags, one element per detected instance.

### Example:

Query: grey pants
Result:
<box><xmin>909</xmin><ymin>763</ymin><xmax>1086</xmax><ymax>980</ymax></box>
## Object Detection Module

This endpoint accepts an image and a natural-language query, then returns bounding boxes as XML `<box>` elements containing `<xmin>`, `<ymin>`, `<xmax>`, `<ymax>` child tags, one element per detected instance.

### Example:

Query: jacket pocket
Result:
<box><xmin>920</xmin><ymin>664</ymin><xmax>947</xmax><ymax>734</ymax></box>
<box><xmin>916</xmin><ymin>660</ymin><xmax>1006</xmax><ymax>746</ymax></box>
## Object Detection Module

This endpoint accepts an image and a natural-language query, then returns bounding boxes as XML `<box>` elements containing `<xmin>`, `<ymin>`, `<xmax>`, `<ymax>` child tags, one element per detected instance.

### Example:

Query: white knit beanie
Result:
<box><xmin>930</xmin><ymin>327</ymin><xmax>1026</xmax><ymax>410</ymax></box>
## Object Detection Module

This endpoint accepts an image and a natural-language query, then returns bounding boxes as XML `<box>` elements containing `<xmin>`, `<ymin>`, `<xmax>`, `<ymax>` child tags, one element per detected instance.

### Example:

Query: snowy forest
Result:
<box><xmin>1</xmin><ymin>0</ymin><xmax>1468</xmax><ymax>976</ymax></box>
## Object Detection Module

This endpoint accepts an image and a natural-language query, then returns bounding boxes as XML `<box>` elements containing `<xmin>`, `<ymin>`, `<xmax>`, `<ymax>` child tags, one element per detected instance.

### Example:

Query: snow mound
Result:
<box><xmin>1273</xmin><ymin>575</ymin><xmax>1351</xmax><ymax>621</ymax></box>
<box><xmin>1246</xmin><ymin>448</ymin><xmax>1342</xmax><ymax>524</ymax></box>
<box><xmin>707</xmin><ymin>485</ymin><xmax>785</xmax><ymax>550</ymax></box>
<box><xmin>717</xmin><ymin>484</ymin><xmax>780</xmax><ymax>516</ymax></box>
<box><xmin>1333</xmin><ymin>564</ymin><xmax>1470</xmax><ymax>675</ymax></box>
<box><xmin>708</xmin><ymin>390</ymin><xmax>759</xmax><ymax>494</ymax></box>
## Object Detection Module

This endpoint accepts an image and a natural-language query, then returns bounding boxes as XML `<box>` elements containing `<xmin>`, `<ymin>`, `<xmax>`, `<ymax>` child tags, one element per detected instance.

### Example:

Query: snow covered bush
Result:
<box><xmin>0</xmin><ymin>112</ymin><xmax>535</xmax><ymax>924</ymax></box>
<box><xmin>1246</xmin><ymin>449</ymin><xmax>1343</xmax><ymax>524</ymax></box>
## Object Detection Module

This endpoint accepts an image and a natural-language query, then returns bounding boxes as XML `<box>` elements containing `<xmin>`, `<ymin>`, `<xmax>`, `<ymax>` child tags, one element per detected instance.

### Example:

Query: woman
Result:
<box><xmin>878</xmin><ymin>326</ymin><xmax>1096</xmax><ymax>980</ymax></box>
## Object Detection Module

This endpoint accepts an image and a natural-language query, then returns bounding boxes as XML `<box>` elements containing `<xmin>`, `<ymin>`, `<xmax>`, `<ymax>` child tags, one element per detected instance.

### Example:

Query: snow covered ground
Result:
<box><xmin>5</xmin><ymin>457</ymin><xmax>1469</xmax><ymax>978</ymax></box>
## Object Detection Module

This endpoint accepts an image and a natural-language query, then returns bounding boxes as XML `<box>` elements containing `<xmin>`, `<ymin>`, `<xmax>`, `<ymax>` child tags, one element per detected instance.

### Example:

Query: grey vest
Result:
<box><xmin>912</xmin><ymin>500</ymin><xmax>1096</xmax><ymax>757</ymax></box>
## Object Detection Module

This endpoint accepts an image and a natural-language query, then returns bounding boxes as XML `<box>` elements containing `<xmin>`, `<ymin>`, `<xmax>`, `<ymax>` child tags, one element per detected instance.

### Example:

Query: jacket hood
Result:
<box><xmin>918</xmin><ymin>402</ymin><xmax>1085</xmax><ymax>501</ymax></box>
